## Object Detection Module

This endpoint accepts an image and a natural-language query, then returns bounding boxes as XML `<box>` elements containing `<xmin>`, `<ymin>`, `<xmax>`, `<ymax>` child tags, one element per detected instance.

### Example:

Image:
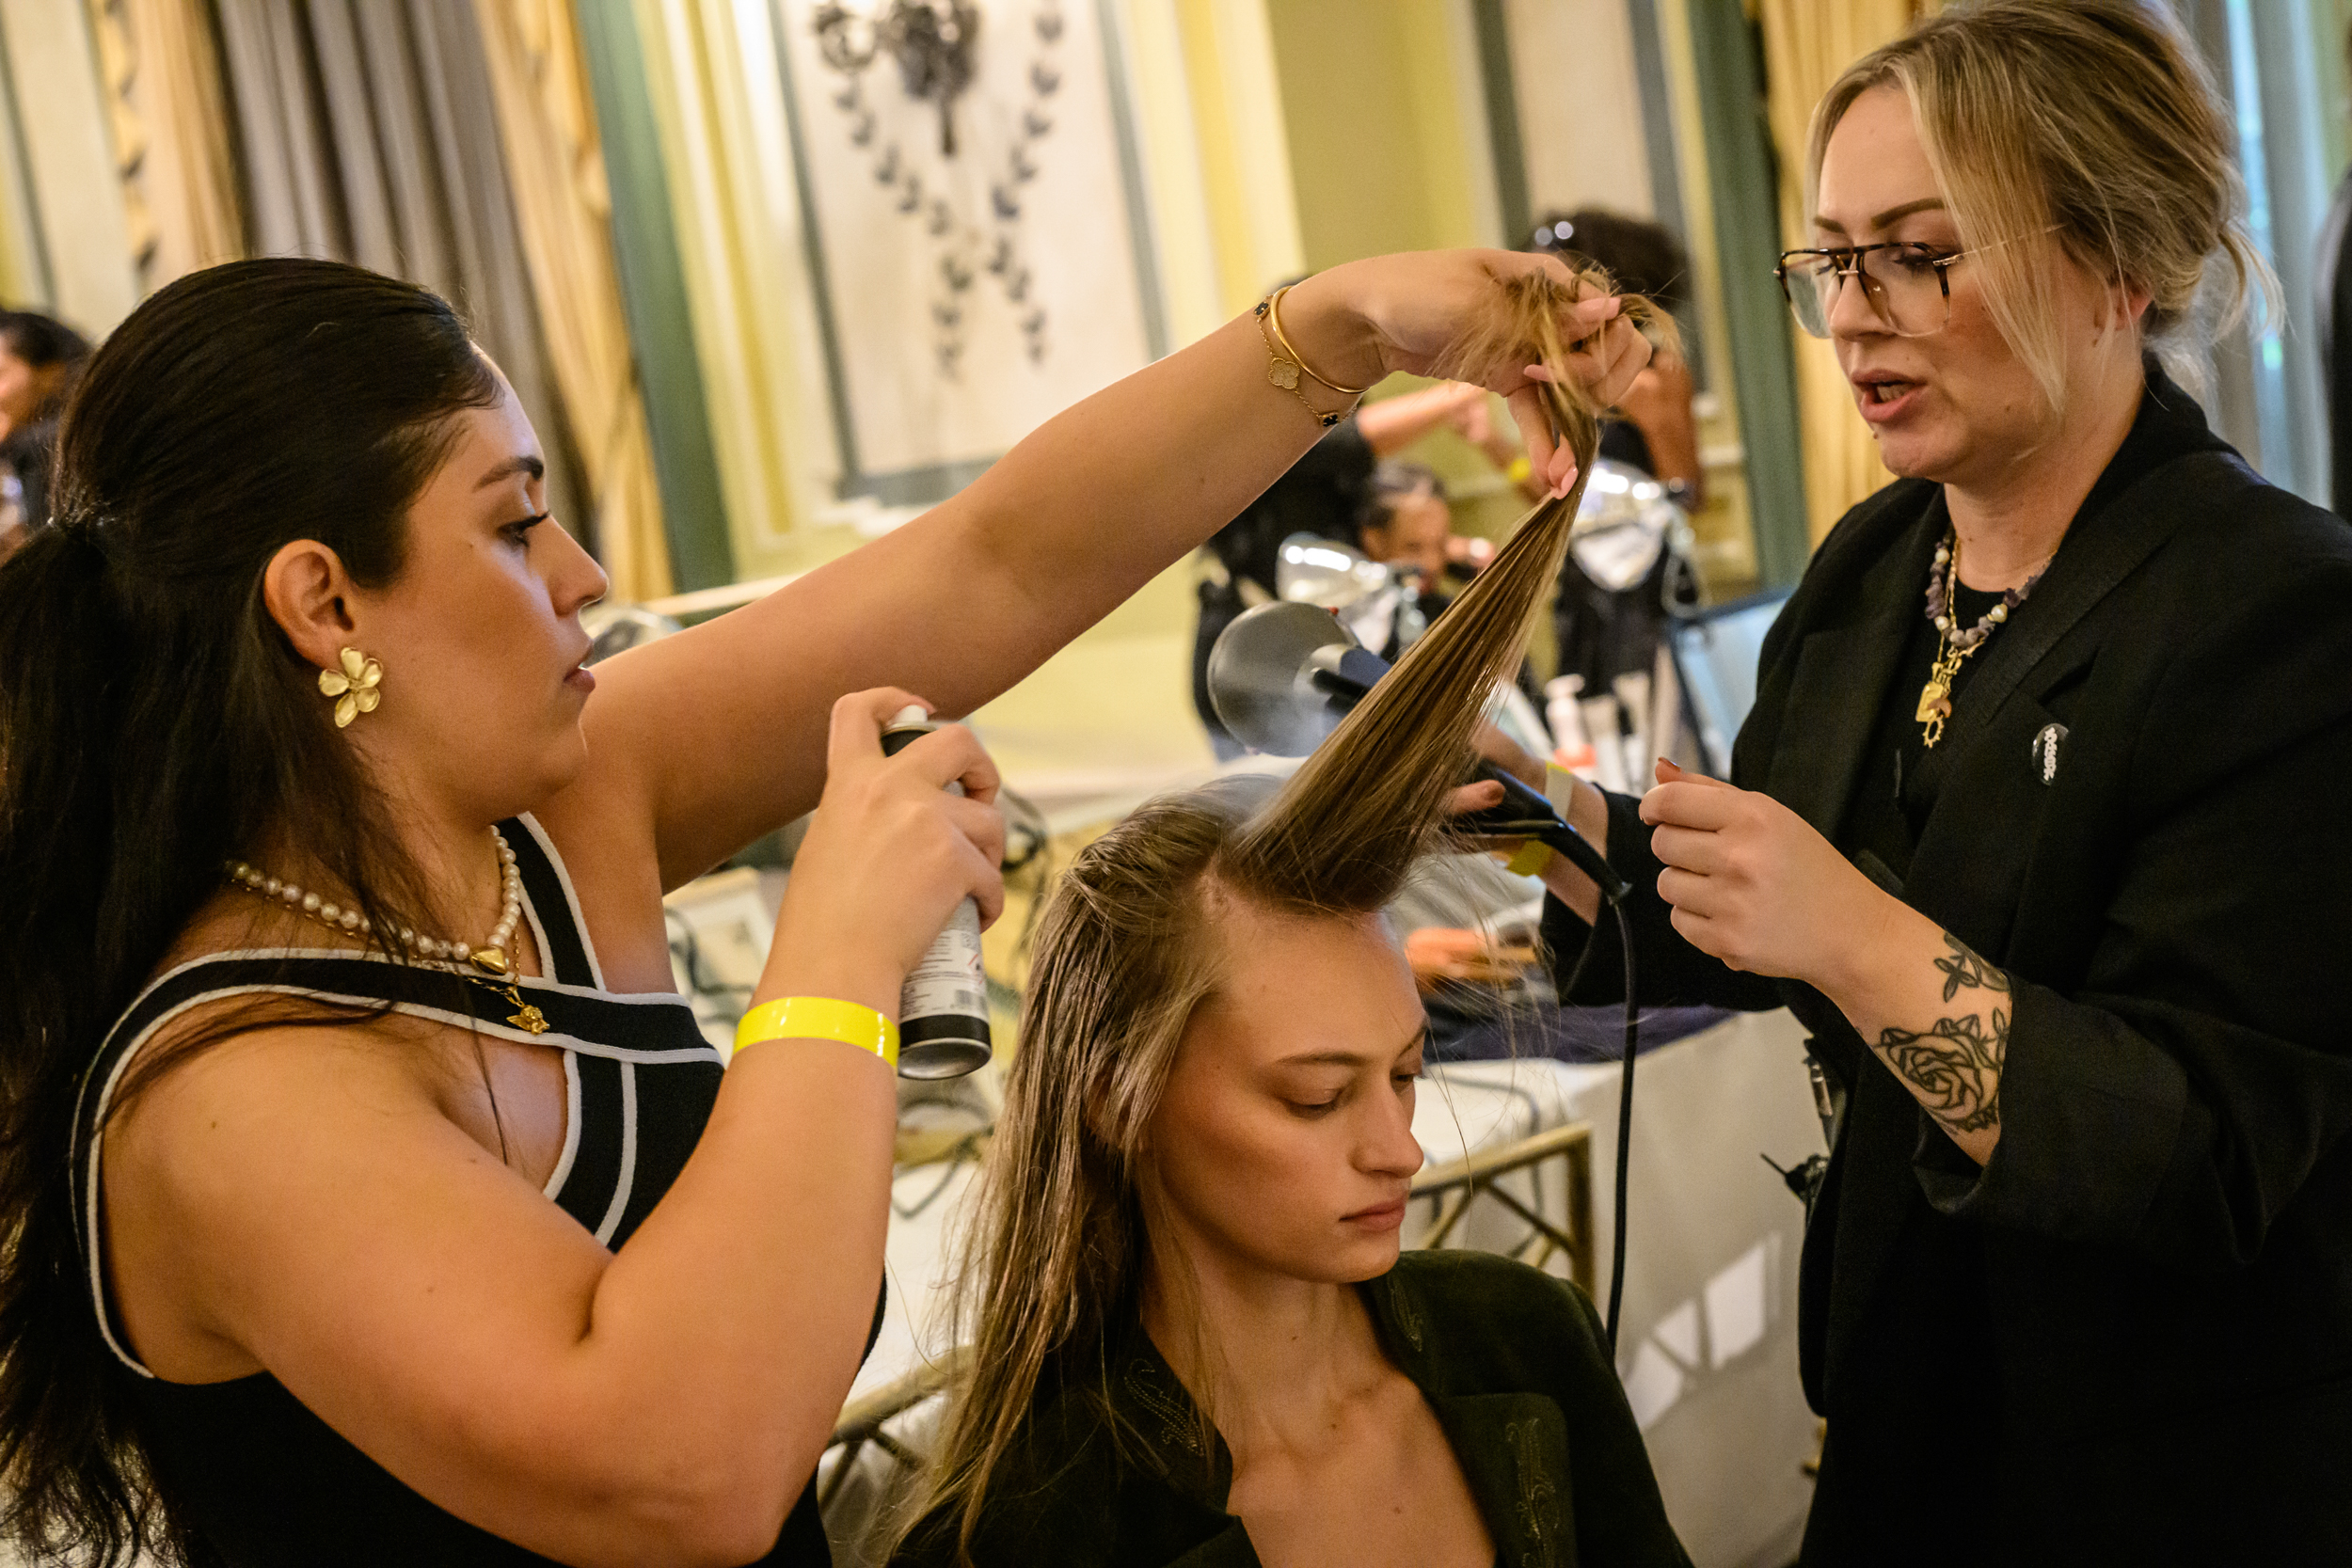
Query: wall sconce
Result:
<box><xmin>811</xmin><ymin>0</ymin><xmax>982</xmax><ymax>157</ymax></box>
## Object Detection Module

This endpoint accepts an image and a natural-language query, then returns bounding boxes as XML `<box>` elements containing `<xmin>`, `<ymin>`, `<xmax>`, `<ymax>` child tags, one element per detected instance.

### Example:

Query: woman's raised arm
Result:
<box><xmin>573</xmin><ymin>250</ymin><xmax>1652</xmax><ymax>890</ymax></box>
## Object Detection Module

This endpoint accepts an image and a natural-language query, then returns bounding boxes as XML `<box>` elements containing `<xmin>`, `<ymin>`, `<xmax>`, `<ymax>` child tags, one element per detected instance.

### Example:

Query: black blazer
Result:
<box><xmin>1547</xmin><ymin>376</ymin><xmax>2352</xmax><ymax>1562</ymax></box>
<box><xmin>888</xmin><ymin>1251</ymin><xmax>1689</xmax><ymax>1568</ymax></box>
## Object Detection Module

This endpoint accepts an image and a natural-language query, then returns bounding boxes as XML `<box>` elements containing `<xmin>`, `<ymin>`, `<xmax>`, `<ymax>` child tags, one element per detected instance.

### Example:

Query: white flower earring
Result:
<box><xmin>319</xmin><ymin>646</ymin><xmax>383</xmax><ymax>728</ymax></box>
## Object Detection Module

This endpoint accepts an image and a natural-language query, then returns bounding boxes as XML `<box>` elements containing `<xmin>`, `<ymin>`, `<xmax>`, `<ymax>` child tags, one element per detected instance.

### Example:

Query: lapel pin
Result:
<box><xmin>2032</xmin><ymin>722</ymin><xmax>2067</xmax><ymax>784</ymax></box>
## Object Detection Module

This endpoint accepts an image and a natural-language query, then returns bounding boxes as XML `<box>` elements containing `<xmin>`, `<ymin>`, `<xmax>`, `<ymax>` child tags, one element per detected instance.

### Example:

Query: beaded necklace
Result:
<box><xmin>1915</xmin><ymin>531</ymin><xmax>2051</xmax><ymax>749</ymax></box>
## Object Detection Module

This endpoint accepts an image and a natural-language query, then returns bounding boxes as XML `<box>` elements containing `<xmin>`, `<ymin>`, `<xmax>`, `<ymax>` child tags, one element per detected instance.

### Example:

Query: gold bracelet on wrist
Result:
<box><xmin>1266</xmin><ymin>285</ymin><xmax>1370</xmax><ymax>396</ymax></box>
<box><xmin>1254</xmin><ymin>285</ymin><xmax>1366</xmax><ymax>429</ymax></box>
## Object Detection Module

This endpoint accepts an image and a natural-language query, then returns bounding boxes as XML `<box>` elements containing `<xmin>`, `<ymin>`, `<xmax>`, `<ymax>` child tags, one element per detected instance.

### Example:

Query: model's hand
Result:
<box><xmin>764</xmin><ymin>688</ymin><xmax>1006</xmax><ymax>1016</ymax></box>
<box><xmin>1281</xmin><ymin>251</ymin><xmax>1654</xmax><ymax>498</ymax></box>
<box><xmin>1640</xmin><ymin>758</ymin><xmax>1899</xmax><ymax>989</ymax></box>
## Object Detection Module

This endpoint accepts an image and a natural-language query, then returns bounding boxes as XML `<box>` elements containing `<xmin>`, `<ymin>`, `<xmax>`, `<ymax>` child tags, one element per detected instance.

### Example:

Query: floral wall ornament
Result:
<box><xmin>813</xmin><ymin>0</ymin><xmax>982</xmax><ymax>157</ymax></box>
<box><xmin>778</xmin><ymin>0</ymin><xmax>1156</xmax><ymax>491</ymax></box>
<box><xmin>811</xmin><ymin>0</ymin><xmax>1065</xmax><ymax>378</ymax></box>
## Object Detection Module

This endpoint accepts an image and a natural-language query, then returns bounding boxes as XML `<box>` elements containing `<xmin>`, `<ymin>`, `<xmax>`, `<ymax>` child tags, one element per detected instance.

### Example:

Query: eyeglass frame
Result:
<box><xmin>1772</xmin><ymin>241</ymin><xmax>1973</xmax><ymax>339</ymax></box>
<box><xmin>1772</xmin><ymin>227</ymin><xmax>2063</xmax><ymax>340</ymax></box>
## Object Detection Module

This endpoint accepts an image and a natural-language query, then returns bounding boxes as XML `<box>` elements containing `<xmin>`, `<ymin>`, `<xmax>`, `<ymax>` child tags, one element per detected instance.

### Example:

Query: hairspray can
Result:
<box><xmin>879</xmin><ymin>706</ymin><xmax>993</xmax><ymax>1079</ymax></box>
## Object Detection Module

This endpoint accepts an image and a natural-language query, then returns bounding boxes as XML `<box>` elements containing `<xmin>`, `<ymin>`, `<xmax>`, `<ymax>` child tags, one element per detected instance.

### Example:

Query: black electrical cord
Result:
<box><xmin>1606</xmin><ymin>896</ymin><xmax>1638</xmax><ymax>1352</ymax></box>
<box><xmin>1532</xmin><ymin>861</ymin><xmax>1637</xmax><ymax>1352</ymax></box>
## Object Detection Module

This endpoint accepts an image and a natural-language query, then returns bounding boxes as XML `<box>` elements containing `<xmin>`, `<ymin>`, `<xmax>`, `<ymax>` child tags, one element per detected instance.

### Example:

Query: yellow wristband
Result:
<box><xmin>734</xmin><ymin>997</ymin><xmax>899</xmax><ymax>1070</ymax></box>
<box><xmin>1504</xmin><ymin>840</ymin><xmax>1555</xmax><ymax>879</ymax></box>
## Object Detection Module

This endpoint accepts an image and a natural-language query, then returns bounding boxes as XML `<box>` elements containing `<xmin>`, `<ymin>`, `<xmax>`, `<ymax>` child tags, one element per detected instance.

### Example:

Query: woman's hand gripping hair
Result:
<box><xmin>1282</xmin><ymin>249</ymin><xmax>1658</xmax><ymax>499</ymax></box>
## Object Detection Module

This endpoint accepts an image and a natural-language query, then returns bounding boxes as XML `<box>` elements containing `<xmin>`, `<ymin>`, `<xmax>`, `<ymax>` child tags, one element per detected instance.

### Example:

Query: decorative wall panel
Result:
<box><xmin>775</xmin><ymin>0</ymin><xmax>1157</xmax><ymax>498</ymax></box>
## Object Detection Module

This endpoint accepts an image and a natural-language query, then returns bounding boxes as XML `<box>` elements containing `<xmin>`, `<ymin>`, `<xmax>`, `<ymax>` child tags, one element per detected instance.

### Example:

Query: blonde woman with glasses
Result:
<box><xmin>1534</xmin><ymin>4</ymin><xmax>2352</xmax><ymax>1564</ymax></box>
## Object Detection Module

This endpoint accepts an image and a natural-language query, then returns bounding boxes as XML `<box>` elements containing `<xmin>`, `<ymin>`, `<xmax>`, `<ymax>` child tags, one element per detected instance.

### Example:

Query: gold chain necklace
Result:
<box><xmin>1915</xmin><ymin>531</ymin><xmax>2051</xmax><ymax>749</ymax></box>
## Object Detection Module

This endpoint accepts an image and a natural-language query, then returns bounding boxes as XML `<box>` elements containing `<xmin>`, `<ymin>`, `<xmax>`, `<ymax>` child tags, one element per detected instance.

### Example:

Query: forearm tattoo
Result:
<box><xmin>1877</xmin><ymin>935</ymin><xmax>2010</xmax><ymax>1134</ymax></box>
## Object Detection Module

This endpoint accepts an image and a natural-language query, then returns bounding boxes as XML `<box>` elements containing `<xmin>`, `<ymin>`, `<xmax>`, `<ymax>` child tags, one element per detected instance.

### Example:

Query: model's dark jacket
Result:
<box><xmin>888</xmin><ymin>1250</ymin><xmax>1691</xmax><ymax>1568</ymax></box>
<box><xmin>1546</xmin><ymin>371</ymin><xmax>2352</xmax><ymax>1563</ymax></box>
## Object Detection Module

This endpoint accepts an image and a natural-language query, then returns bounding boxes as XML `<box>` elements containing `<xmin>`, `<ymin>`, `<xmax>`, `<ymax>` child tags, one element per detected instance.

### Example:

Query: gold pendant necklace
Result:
<box><xmin>225</xmin><ymin>830</ymin><xmax>548</xmax><ymax>1035</ymax></box>
<box><xmin>1916</xmin><ymin>531</ymin><xmax>2049</xmax><ymax>750</ymax></box>
<box><xmin>481</xmin><ymin>980</ymin><xmax>550</xmax><ymax>1036</ymax></box>
<box><xmin>1915</xmin><ymin>641</ymin><xmax>1975</xmax><ymax>748</ymax></box>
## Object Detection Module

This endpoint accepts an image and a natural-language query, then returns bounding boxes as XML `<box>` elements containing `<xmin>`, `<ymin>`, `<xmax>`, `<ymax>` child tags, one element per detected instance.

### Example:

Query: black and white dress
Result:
<box><xmin>72</xmin><ymin>816</ymin><xmax>842</xmax><ymax>1565</ymax></box>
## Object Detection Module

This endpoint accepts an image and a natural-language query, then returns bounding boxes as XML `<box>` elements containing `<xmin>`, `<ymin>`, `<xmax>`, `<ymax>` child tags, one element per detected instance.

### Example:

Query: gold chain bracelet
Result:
<box><xmin>1255</xmin><ymin>283</ymin><xmax>1367</xmax><ymax>429</ymax></box>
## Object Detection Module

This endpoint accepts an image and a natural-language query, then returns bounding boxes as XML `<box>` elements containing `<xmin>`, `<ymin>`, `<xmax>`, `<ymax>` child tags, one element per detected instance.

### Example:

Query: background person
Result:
<box><xmin>0</xmin><ymin>309</ymin><xmax>90</xmax><ymax>559</ymax></box>
<box><xmin>1523</xmin><ymin>6</ymin><xmax>2352</xmax><ymax>1563</ymax></box>
<box><xmin>1191</xmin><ymin>379</ymin><xmax>1499</xmax><ymax>755</ymax></box>
<box><xmin>1356</xmin><ymin>460</ymin><xmax>1457</xmax><ymax>585</ymax></box>
<box><xmin>1347</xmin><ymin>461</ymin><xmax>1493</xmax><ymax>662</ymax></box>
<box><xmin>0</xmin><ymin>251</ymin><xmax>1644</xmax><ymax>1565</ymax></box>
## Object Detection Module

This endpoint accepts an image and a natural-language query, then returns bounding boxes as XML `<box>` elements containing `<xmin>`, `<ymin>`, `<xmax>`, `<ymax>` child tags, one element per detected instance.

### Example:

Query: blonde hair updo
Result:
<box><xmin>1810</xmin><ymin>0</ymin><xmax>2273</xmax><ymax>416</ymax></box>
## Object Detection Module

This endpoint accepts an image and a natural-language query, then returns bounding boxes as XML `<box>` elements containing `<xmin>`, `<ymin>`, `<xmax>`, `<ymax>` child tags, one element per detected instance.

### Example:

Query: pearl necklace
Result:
<box><xmin>225</xmin><ymin>827</ymin><xmax>524</xmax><ymax>976</ymax></box>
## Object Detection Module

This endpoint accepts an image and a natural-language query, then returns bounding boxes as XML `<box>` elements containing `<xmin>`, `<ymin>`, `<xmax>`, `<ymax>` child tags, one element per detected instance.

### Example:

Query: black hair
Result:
<box><xmin>0</xmin><ymin>309</ymin><xmax>95</xmax><ymax>531</ymax></box>
<box><xmin>1525</xmin><ymin>208</ymin><xmax>1692</xmax><ymax>315</ymax></box>
<box><xmin>0</xmin><ymin>258</ymin><xmax>502</xmax><ymax>1563</ymax></box>
<box><xmin>0</xmin><ymin>309</ymin><xmax>92</xmax><ymax>376</ymax></box>
<box><xmin>1356</xmin><ymin>460</ymin><xmax>1446</xmax><ymax>541</ymax></box>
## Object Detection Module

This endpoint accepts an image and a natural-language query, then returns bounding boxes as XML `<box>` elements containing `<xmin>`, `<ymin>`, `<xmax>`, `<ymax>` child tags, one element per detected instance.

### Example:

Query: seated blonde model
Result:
<box><xmin>890</xmin><ymin>279</ymin><xmax>1692</xmax><ymax>1568</ymax></box>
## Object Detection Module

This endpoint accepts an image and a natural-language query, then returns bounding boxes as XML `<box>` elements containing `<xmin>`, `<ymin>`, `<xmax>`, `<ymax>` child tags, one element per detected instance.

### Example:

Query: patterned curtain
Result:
<box><xmin>87</xmin><ymin>0</ymin><xmax>246</xmax><ymax>293</ymax></box>
<box><xmin>1753</xmin><ymin>0</ymin><xmax>1939</xmax><ymax>543</ymax></box>
<box><xmin>470</xmin><ymin>0</ymin><xmax>674</xmax><ymax>600</ymax></box>
<box><xmin>208</xmin><ymin>0</ymin><xmax>601</xmax><ymax>565</ymax></box>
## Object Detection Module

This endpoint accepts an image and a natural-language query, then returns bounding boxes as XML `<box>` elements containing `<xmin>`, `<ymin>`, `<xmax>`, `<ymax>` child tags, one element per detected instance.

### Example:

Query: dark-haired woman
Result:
<box><xmin>1531</xmin><ymin>7</ymin><xmax>2352</xmax><ymax>1564</ymax></box>
<box><xmin>0</xmin><ymin>253</ymin><xmax>1645</xmax><ymax>1565</ymax></box>
<box><xmin>0</xmin><ymin>307</ymin><xmax>90</xmax><ymax>556</ymax></box>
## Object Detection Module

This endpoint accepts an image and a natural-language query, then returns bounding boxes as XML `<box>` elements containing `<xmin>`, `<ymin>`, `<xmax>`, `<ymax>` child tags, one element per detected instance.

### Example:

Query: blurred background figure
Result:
<box><xmin>1356</xmin><ymin>460</ymin><xmax>1456</xmax><ymax>585</ymax></box>
<box><xmin>1190</xmin><ymin>378</ymin><xmax>1499</xmax><ymax>754</ymax></box>
<box><xmin>1526</xmin><ymin>209</ymin><xmax>1702</xmax><ymax>508</ymax></box>
<box><xmin>1351</xmin><ymin>460</ymin><xmax>1504</xmax><ymax>659</ymax></box>
<box><xmin>0</xmin><ymin>309</ymin><xmax>89</xmax><ymax>559</ymax></box>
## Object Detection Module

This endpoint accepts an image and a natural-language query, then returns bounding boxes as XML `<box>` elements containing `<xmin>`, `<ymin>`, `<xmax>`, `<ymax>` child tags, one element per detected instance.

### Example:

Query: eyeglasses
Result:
<box><xmin>1775</xmin><ymin>227</ymin><xmax>2065</xmax><ymax>340</ymax></box>
<box><xmin>1774</xmin><ymin>242</ymin><xmax>1972</xmax><ymax>339</ymax></box>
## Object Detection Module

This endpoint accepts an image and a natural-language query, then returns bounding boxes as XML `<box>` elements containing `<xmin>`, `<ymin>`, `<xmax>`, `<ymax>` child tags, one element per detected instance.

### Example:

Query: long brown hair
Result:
<box><xmin>0</xmin><ymin>260</ymin><xmax>503</xmax><ymax>1565</ymax></box>
<box><xmin>908</xmin><ymin>272</ymin><xmax>1671</xmax><ymax>1563</ymax></box>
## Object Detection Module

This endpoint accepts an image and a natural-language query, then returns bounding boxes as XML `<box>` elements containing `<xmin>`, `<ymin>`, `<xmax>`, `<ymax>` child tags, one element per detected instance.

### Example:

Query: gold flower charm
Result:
<box><xmin>319</xmin><ymin>647</ymin><xmax>383</xmax><ymax>728</ymax></box>
<box><xmin>1266</xmin><ymin>357</ymin><xmax>1302</xmax><ymax>391</ymax></box>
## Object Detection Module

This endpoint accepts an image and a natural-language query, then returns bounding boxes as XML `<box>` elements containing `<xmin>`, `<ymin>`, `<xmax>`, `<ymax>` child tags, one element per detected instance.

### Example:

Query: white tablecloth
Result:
<box><xmin>1423</xmin><ymin>1010</ymin><xmax>1827</xmax><ymax>1568</ymax></box>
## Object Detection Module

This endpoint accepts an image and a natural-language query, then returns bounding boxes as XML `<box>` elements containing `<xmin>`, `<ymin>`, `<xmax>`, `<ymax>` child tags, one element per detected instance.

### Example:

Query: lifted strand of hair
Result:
<box><xmin>1220</xmin><ymin>267</ymin><xmax>1668</xmax><ymax>916</ymax></box>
